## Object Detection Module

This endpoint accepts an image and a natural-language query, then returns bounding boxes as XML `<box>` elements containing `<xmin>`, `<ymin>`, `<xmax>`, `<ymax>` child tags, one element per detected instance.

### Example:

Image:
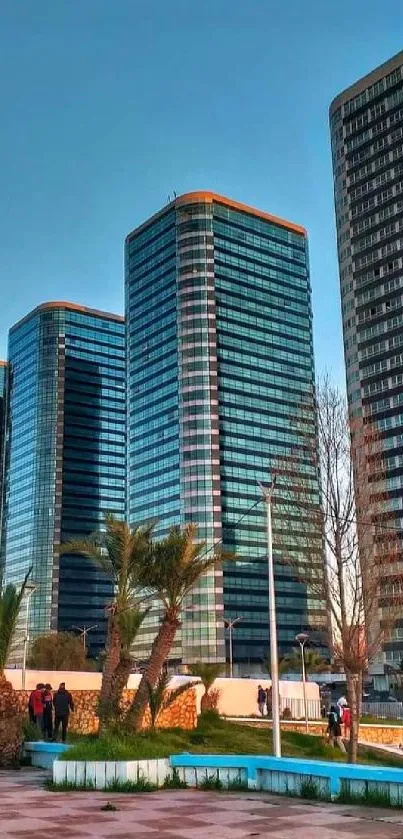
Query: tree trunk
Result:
<box><xmin>109</xmin><ymin>655</ymin><xmax>133</xmax><ymax>717</ymax></box>
<box><xmin>346</xmin><ymin>670</ymin><xmax>360</xmax><ymax>764</ymax></box>
<box><xmin>200</xmin><ymin>689</ymin><xmax>209</xmax><ymax>712</ymax></box>
<box><xmin>98</xmin><ymin>611</ymin><xmax>121</xmax><ymax>729</ymax></box>
<box><xmin>129</xmin><ymin>616</ymin><xmax>180</xmax><ymax>731</ymax></box>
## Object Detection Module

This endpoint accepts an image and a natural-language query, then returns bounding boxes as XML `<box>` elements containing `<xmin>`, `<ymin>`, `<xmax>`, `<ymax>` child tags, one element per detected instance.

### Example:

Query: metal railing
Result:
<box><xmin>362</xmin><ymin>701</ymin><xmax>403</xmax><ymax>720</ymax></box>
<box><xmin>279</xmin><ymin>697</ymin><xmax>322</xmax><ymax>720</ymax></box>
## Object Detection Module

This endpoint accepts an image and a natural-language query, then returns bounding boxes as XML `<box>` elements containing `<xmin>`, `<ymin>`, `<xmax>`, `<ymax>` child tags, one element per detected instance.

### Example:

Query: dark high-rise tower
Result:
<box><xmin>330</xmin><ymin>52</ymin><xmax>403</xmax><ymax>669</ymax></box>
<box><xmin>125</xmin><ymin>191</ymin><xmax>327</xmax><ymax>671</ymax></box>
<box><xmin>0</xmin><ymin>302</ymin><xmax>125</xmax><ymax>660</ymax></box>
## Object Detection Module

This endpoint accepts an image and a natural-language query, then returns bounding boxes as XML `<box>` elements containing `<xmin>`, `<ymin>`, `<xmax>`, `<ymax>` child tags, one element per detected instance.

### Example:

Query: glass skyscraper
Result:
<box><xmin>330</xmin><ymin>52</ymin><xmax>403</xmax><ymax>668</ymax></box>
<box><xmin>0</xmin><ymin>302</ymin><xmax>125</xmax><ymax>659</ymax></box>
<box><xmin>126</xmin><ymin>191</ymin><xmax>326</xmax><ymax>670</ymax></box>
<box><xmin>0</xmin><ymin>361</ymin><xmax>8</xmax><ymax>546</ymax></box>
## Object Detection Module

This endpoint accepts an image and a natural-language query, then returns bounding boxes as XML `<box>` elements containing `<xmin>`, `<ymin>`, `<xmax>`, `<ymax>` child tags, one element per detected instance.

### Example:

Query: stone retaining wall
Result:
<box><xmin>285</xmin><ymin>720</ymin><xmax>403</xmax><ymax>746</ymax></box>
<box><xmin>238</xmin><ymin>718</ymin><xmax>403</xmax><ymax>746</ymax></box>
<box><xmin>15</xmin><ymin>688</ymin><xmax>197</xmax><ymax>734</ymax></box>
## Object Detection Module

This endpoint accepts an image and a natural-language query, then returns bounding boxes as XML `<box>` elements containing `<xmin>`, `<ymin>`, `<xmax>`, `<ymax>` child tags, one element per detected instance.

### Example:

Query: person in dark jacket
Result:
<box><xmin>53</xmin><ymin>683</ymin><xmax>74</xmax><ymax>742</ymax></box>
<box><xmin>327</xmin><ymin>704</ymin><xmax>346</xmax><ymax>752</ymax></box>
<box><xmin>42</xmin><ymin>684</ymin><xmax>54</xmax><ymax>741</ymax></box>
<box><xmin>257</xmin><ymin>685</ymin><xmax>266</xmax><ymax>717</ymax></box>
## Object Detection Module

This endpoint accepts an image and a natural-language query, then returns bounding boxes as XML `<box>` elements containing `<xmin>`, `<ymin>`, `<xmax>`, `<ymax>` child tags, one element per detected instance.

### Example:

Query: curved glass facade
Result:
<box><xmin>0</xmin><ymin>304</ymin><xmax>125</xmax><ymax>660</ymax></box>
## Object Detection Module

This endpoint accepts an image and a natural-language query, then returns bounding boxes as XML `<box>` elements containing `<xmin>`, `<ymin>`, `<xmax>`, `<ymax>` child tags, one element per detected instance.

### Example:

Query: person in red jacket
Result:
<box><xmin>29</xmin><ymin>683</ymin><xmax>45</xmax><ymax>733</ymax></box>
<box><xmin>343</xmin><ymin>704</ymin><xmax>351</xmax><ymax>740</ymax></box>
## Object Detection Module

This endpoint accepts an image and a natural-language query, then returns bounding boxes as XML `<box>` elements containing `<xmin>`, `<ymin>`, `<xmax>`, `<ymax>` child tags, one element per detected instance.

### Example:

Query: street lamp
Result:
<box><xmin>296</xmin><ymin>632</ymin><xmax>309</xmax><ymax>733</ymax></box>
<box><xmin>22</xmin><ymin>583</ymin><xmax>37</xmax><ymax>690</ymax></box>
<box><xmin>72</xmin><ymin>624</ymin><xmax>99</xmax><ymax>656</ymax></box>
<box><xmin>223</xmin><ymin>617</ymin><xmax>242</xmax><ymax>678</ymax></box>
<box><xmin>258</xmin><ymin>479</ymin><xmax>281</xmax><ymax>758</ymax></box>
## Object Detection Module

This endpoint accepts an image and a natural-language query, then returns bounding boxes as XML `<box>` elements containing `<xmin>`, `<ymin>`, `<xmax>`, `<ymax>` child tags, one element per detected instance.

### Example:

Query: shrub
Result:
<box><xmin>162</xmin><ymin>768</ymin><xmax>187</xmax><ymax>789</ymax></box>
<box><xmin>202</xmin><ymin>688</ymin><xmax>220</xmax><ymax>712</ymax></box>
<box><xmin>300</xmin><ymin>778</ymin><xmax>320</xmax><ymax>800</ymax></box>
<box><xmin>282</xmin><ymin>707</ymin><xmax>293</xmax><ymax>720</ymax></box>
<box><xmin>199</xmin><ymin>772</ymin><xmax>222</xmax><ymax>790</ymax></box>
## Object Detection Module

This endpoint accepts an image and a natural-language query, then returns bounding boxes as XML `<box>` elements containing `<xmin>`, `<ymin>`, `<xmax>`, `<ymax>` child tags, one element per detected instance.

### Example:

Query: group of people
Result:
<box><xmin>327</xmin><ymin>697</ymin><xmax>351</xmax><ymax>752</ymax></box>
<box><xmin>28</xmin><ymin>682</ymin><xmax>74</xmax><ymax>743</ymax></box>
<box><xmin>257</xmin><ymin>684</ymin><xmax>352</xmax><ymax>753</ymax></box>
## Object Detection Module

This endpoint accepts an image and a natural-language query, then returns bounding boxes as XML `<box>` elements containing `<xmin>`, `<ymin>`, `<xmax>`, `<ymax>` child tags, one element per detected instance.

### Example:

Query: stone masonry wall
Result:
<box><xmin>15</xmin><ymin>688</ymin><xmax>197</xmax><ymax>734</ymax></box>
<box><xmin>244</xmin><ymin>719</ymin><xmax>403</xmax><ymax>746</ymax></box>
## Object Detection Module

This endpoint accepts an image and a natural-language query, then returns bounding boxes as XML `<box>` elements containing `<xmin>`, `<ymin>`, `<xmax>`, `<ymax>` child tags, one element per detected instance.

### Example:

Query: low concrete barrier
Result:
<box><xmin>171</xmin><ymin>753</ymin><xmax>403</xmax><ymax>801</ymax></box>
<box><xmin>24</xmin><ymin>742</ymin><xmax>70</xmax><ymax>769</ymax></box>
<box><xmin>53</xmin><ymin>757</ymin><xmax>171</xmax><ymax>788</ymax></box>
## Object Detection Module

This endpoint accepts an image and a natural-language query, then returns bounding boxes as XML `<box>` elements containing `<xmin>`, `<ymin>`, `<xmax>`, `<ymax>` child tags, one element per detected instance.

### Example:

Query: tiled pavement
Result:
<box><xmin>1</xmin><ymin>770</ymin><xmax>403</xmax><ymax>838</ymax></box>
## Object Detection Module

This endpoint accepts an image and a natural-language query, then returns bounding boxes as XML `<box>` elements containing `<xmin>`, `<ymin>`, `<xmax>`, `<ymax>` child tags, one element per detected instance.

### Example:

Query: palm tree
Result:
<box><xmin>0</xmin><ymin>570</ymin><xmax>32</xmax><ymax>673</ymax></box>
<box><xmin>59</xmin><ymin>514</ymin><xmax>154</xmax><ymax>726</ymax></box>
<box><xmin>187</xmin><ymin>661</ymin><xmax>223</xmax><ymax>711</ymax></box>
<box><xmin>283</xmin><ymin>648</ymin><xmax>330</xmax><ymax>675</ymax></box>
<box><xmin>263</xmin><ymin>648</ymin><xmax>329</xmax><ymax>677</ymax></box>
<box><xmin>130</xmin><ymin>524</ymin><xmax>234</xmax><ymax>730</ymax></box>
<box><xmin>108</xmin><ymin>606</ymin><xmax>150</xmax><ymax>718</ymax></box>
<box><xmin>146</xmin><ymin>671</ymin><xmax>197</xmax><ymax>732</ymax></box>
<box><xmin>0</xmin><ymin>570</ymin><xmax>31</xmax><ymax>767</ymax></box>
<box><xmin>262</xmin><ymin>654</ymin><xmax>292</xmax><ymax>678</ymax></box>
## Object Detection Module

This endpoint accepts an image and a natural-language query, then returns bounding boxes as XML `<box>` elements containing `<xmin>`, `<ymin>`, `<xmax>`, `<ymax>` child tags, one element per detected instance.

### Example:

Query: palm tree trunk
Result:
<box><xmin>129</xmin><ymin>616</ymin><xmax>180</xmax><ymax>731</ymax></box>
<box><xmin>98</xmin><ymin>611</ymin><xmax>121</xmax><ymax>728</ymax></box>
<box><xmin>109</xmin><ymin>655</ymin><xmax>133</xmax><ymax>716</ymax></box>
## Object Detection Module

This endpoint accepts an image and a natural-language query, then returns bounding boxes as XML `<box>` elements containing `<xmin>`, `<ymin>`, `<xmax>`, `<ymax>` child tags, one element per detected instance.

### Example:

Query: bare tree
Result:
<box><xmin>274</xmin><ymin>378</ymin><xmax>401</xmax><ymax>763</ymax></box>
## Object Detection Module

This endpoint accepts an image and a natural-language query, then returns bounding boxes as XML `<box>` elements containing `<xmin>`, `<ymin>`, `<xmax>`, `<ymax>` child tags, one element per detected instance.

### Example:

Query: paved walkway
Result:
<box><xmin>1</xmin><ymin>769</ymin><xmax>403</xmax><ymax>838</ymax></box>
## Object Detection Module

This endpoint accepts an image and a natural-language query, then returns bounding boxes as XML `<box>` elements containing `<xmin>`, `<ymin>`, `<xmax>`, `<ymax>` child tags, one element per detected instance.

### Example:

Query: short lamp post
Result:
<box><xmin>22</xmin><ymin>583</ymin><xmax>37</xmax><ymax>690</ymax></box>
<box><xmin>295</xmin><ymin>632</ymin><xmax>309</xmax><ymax>733</ymax></box>
<box><xmin>223</xmin><ymin>617</ymin><xmax>242</xmax><ymax>678</ymax></box>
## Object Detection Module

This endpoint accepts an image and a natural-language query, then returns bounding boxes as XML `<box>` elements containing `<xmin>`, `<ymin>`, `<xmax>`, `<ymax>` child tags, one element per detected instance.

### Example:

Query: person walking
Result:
<box><xmin>53</xmin><ymin>683</ymin><xmax>74</xmax><ymax>742</ymax></box>
<box><xmin>257</xmin><ymin>685</ymin><xmax>267</xmax><ymax>717</ymax></box>
<box><xmin>265</xmin><ymin>686</ymin><xmax>272</xmax><ymax>718</ymax></box>
<box><xmin>29</xmin><ymin>683</ymin><xmax>45</xmax><ymax>733</ymax></box>
<box><xmin>42</xmin><ymin>684</ymin><xmax>54</xmax><ymax>741</ymax></box>
<box><xmin>343</xmin><ymin>704</ymin><xmax>351</xmax><ymax>740</ymax></box>
<box><xmin>327</xmin><ymin>704</ymin><xmax>346</xmax><ymax>753</ymax></box>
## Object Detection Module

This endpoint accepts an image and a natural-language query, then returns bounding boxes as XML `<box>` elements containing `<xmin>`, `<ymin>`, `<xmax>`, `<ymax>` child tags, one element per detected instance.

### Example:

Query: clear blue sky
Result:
<box><xmin>1</xmin><ymin>1</ymin><xmax>402</xmax><ymax>382</ymax></box>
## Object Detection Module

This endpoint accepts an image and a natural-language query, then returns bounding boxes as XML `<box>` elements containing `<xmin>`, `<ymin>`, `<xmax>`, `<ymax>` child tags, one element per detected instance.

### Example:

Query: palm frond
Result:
<box><xmin>118</xmin><ymin>606</ymin><xmax>150</xmax><ymax>652</ymax></box>
<box><xmin>161</xmin><ymin>679</ymin><xmax>198</xmax><ymax>711</ymax></box>
<box><xmin>0</xmin><ymin>568</ymin><xmax>32</xmax><ymax>671</ymax></box>
<box><xmin>137</xmin><ymin>525</ymin><xmax>236</xmax><ymax>611</ymax></box>
<box><xmin>58</xmin><ymin>515</ymin><xmax>155</xmax><ymax>604</ymax></box>
<box><xmin>187</xmin><ymin>661</ymin><xmax>223</xmax><ymax>690</ymax></box>
<box><xmin>146</xmin><ymin>672</ymin><xmax>197</xmax><ymax>730</ymax></box>
<box><xmin>146</xmin><ymin>671</ymin><xmax>169</xmax><ymax>729</ymax></box>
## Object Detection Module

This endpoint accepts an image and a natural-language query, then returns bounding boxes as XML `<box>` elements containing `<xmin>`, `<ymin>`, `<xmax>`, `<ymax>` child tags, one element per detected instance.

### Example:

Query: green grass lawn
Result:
<box><xmin>63</xmin><ymin>713</ymin><xmax>403</xmax><ymax>768</ymax></box>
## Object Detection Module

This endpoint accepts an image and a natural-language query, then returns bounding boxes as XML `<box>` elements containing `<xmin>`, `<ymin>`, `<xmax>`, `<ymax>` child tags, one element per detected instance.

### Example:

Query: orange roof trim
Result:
<box><xmin>127</xmin><ymin>190</ymin><xmax>306</xmax><ymax>239</ymax></box>
<box><xmin>177</xmin><ymin>192</ymin><xmax>306</xmax><ymax>236</ymax></box>
<box><xmin>10</xmin><ymin>301</ymin><xmax>124</xmax><ymax>332</ymax></box>
<box><xmin>0</xmin><ymin>360</ymin><xmax>8</xmax><ymax>367</ymax></box>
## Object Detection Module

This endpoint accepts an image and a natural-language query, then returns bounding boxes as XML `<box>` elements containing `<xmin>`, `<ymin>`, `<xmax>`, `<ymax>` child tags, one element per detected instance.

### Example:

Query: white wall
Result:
<box><xmin>6</xmin><ymin>669</ymin><xmax>319</xmax><ymax>718</ymax></box>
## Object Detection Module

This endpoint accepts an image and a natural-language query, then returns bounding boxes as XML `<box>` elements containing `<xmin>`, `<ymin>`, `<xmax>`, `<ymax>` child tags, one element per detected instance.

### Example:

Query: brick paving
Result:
<box><xmin>1</xmin><ymin>769</ymin><xmax>403</xmax><ymax>838</ymax></box>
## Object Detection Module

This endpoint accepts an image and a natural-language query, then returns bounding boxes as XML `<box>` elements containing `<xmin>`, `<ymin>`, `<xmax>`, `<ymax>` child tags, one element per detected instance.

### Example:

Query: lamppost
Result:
<box><xmin>22</xmin><ymin>583</ymin><xmax>37</xmax><ymax>690</ymax></box>
<box><xmin>258</xmin><ymin>479</ymin><xmax>281</xmax><ymax>758</ymax></box>
<box><xmin>296</xmin><ymin>632</ymin><xmax>309</xmax><ymax>733</ymax></box>
<box><xmin>223</xmin><ymin>617</ymin><xmax>242</xmax><ymax>678</ymax></box>
<box><xmin>72</xmin><ymin>624</ymin><xmax>99</xmax><ymax>656</ymax></box>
